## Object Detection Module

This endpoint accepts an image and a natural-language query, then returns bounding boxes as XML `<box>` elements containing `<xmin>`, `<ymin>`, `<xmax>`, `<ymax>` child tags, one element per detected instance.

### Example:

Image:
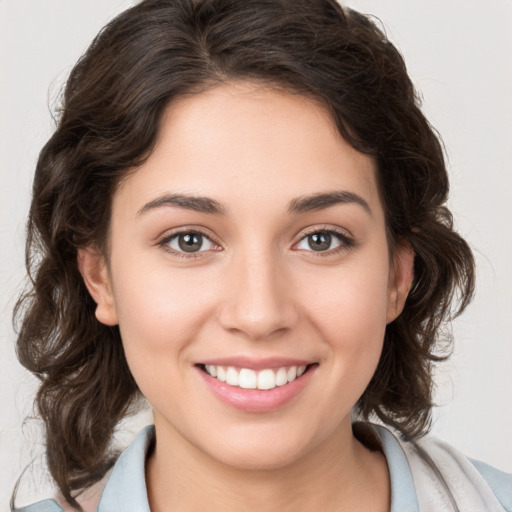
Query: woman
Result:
<box><xmin>12</xmin><ymin>0</ymin><xmax>512</xmax><ymax>511</ymax></box>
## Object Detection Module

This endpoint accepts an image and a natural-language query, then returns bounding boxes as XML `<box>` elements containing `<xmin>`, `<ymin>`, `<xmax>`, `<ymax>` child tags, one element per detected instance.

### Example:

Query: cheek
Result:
<box><xmin>109</xmin><ymin>259</ymin><xmax>222</xmax><ymax>411</ymax></box>
<box><xmin>302</xmin><ymin>256</ymin><xmax>389</xmax><ymax>322</ymax></box>
<box><xmin>296</xmin><ymin>256</ymin><xmax>390</xmax><ymax>367</ymax></box>
<box><xmin>109</xmin><ymin>254</ymin><xmax>217</xmax><ymax>361</ymax></box>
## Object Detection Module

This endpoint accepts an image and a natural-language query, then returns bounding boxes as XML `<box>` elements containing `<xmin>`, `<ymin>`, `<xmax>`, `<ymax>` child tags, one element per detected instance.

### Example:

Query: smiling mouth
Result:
<box><xmin>198</xmin><ymin>364</ymin><xmax>315</xmax><ymax>390</ymax></box>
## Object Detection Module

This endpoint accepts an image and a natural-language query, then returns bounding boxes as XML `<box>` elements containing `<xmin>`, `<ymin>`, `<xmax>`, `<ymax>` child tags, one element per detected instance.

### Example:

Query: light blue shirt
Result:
<box><xmin>14</xmin><ymin>424</ymin><xmax>512</xmax><ymax>512</ymax></box>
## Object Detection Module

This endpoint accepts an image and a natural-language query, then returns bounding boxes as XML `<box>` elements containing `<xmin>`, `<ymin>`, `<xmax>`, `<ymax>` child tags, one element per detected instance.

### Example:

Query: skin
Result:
<box><xmin>79</xmin><ymin>82</ymin><xmax>414</xmax><ymax>512</ymax></box>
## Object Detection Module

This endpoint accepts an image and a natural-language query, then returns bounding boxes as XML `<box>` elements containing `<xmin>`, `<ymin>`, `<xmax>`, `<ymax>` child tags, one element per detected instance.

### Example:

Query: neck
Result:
<box><xmin>146</xmin><ymin>419</ymin><xmax>390</xmax><ymax>512</ymax></box>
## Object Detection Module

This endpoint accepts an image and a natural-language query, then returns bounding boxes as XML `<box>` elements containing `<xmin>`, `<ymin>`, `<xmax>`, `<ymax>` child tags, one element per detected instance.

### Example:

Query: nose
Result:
<box><xmin>217</xmin><ymin>250</ymin><xmax>298</xmax><ymax>341</ymax></box>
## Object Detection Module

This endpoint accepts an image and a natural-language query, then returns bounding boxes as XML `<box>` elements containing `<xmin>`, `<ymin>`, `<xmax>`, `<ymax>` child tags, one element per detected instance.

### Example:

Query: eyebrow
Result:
<box><xmin>137</xmin><ymin>190</ymin><xmax>371</xmax><ymax>217</ymax></box>
<box><xmin>287</xmin><ymin>191</ymin><xmax>372</xmax><ymax>216</ymax></box>
<box><xmin>137</xmin><ymin>194</ymin><xmax>227</xmax><ymax>216</ymax></box>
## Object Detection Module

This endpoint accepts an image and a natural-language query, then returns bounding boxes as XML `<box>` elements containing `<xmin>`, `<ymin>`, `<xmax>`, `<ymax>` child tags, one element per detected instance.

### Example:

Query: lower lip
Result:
<box><xmin>196</xmin><ymin>366</ymin><xmax>316</xmax><ymax>413</ymax></box>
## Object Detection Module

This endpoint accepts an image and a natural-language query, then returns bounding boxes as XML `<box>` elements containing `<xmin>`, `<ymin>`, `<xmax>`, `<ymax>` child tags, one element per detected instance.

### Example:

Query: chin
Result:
<box><xmin>199</xmin><ymin>424</ymin><xmax>319</xmax><ymax>471</ymax></box>
<box><xmin>214</xmin><ymin>444</ymin><xmax>306</xmax><ymax>471</ymax></box>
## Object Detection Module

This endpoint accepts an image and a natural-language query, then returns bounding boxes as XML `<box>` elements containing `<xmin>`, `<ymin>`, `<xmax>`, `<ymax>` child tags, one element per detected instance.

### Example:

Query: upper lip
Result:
<box><xmin>197</xmin><ymin>357</ymin><xmax>315</xmax><ymax>371</ymax></box>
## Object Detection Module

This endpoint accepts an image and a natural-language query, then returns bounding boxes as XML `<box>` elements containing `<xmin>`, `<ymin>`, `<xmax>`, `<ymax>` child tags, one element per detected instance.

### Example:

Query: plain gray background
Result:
<box><xmin>1</xmin><ymin>0</ymin><xmax>511</xmax><ymax>509</ymax></box>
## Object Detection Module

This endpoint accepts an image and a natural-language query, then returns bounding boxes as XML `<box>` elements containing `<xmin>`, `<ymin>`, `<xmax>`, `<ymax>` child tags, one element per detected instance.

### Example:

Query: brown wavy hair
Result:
<box><xmin>14</xmin><ymin>0</ymin><xmax>474</xmax><ymax>508</ymax></box>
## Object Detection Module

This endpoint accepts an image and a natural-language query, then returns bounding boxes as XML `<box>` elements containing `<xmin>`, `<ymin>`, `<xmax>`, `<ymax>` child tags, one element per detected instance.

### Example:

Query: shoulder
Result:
<box><xmin>398</xmin><ymin>429</ymin><xmax>512</xmax><ymax>512</ymax></box>
<box><xmin>12</xmin><ymin>426</ymin><xmax>155</xmax><ymax>512</ymax></box>
<box><xmin>12</xmin><ymin>500</ymin><xmax>63</xmax><ymax>512</ymax></box>
<box><xmin>470</xmin><ymin>457</ymin><xmax>512</xmax><ymax>511</ymax></box>
<box><xmin>362</xmin><ymin>422</ymin><xmax>512</xmax><ymax>512</ymax></box>
<box><xmin>12</xmin><ymin>472</ymin><xmax>110</xmax><ymax>512</ymax></box>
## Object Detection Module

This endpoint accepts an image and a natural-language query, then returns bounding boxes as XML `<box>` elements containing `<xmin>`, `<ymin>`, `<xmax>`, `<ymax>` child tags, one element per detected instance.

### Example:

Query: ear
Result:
<box><xmin>77</xmin><ymin>247</ymin><xmax>119</xmax><ymax>326</ymax></box>
<box><xmin>386</xmin><ymin>241</ymin><xmax>415</xmax><ymax>324</ymax></box>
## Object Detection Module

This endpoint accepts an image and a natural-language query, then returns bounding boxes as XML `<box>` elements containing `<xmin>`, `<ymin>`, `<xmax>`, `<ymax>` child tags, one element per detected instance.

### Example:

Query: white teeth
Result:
<box><xmin>204</xmin><ymin>364</ymin><xmax>310</xmax><ymax>390</ymax></box>
<box><xmin>206</xmin><ymin>364</ymin><xmax>217</xmax><ymax>377</ymax></box>
<box><xmin>275</xmin><ymin>367</ymin><xmax>288</xmax><ymax>386</ymax></box>
<box><xmin>287</xmin><ymin>366</ymin><xmax>297</xmax><ymax>381</ymax></box>
<box><xmin>226</xmin><ymin>367</ymin><xmax>239</xmax><ymax>386</ymax></box>
<box><xmin>258</xmin><ymin>369</ymin><xmax>276</xmax><ymax>390</ymax></box>
<box><xmin>216</xmin><ymin>366</ymin><xmax>227</xmax><ymax>382</ymax></box>
<box><xmin>239</xmin><ymin>368</ymin><xmax>257</xmax><ymax>389</ymax></box>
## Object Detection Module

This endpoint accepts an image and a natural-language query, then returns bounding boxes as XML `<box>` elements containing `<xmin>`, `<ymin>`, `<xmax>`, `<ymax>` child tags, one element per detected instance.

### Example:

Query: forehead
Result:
<box><xmin>114</xmin><ymin>82</ymin><xmax>381</xmax><ymax>219</ymax></box>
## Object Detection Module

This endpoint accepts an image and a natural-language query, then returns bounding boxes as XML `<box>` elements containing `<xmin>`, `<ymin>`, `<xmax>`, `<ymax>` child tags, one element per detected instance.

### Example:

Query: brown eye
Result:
<box><xmin>166</xmin><ymin>232</ymin><xmax>215</xmax><ymax>253</ymax></box>
<box><xmin>178</xmin><ymin>233</ymin><xmax>203</xmax><ymax>252</ymax></box>
<box><xmin>295</xmin><ymin>230</ymin><xmax>348</xmax><ymax>253</ymax></box>
<box><xmin>307</xmin><ymin>232</ymin><xmax>332</xmax><ymax>251</ymax></box>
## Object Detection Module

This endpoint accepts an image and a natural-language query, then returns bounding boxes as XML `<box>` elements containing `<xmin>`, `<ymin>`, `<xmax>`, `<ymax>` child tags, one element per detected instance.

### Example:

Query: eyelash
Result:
<box><xmin>293</xmin><ymin>227</ymin><xmax>355</xmax><ymax>257</ymax></box>
<box><xmin>156</xmin><ymin>227</ymin><xmax>355</xmax><ymax>259</ymax></box>
<box><xmin>157</xmin><ymin>229</ymin><xmax>221</xmax><ymax>259</ymax></box>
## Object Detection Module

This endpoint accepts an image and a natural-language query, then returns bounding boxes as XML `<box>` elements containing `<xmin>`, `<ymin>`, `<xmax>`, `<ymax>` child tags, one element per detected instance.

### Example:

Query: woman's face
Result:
<box><xmin>80</xmin><ymin>82</ymin><xmax>413</xmax><ymax>469</ymax></box>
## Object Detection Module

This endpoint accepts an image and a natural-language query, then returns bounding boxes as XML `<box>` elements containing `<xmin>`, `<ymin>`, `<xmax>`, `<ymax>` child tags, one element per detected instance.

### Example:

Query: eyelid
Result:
<box><xmin>292</xmin><ymin>225</ymin><xmax>355</xmax><ymax>254</ymax></box>
<box><xmin>156</xmin><ymin>226</ymin><xmax>223</xmax><ymax>257</ymax></box>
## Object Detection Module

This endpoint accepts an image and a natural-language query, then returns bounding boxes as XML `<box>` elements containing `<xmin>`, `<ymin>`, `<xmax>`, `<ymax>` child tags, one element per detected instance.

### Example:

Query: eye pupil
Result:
<box><xmin>308</xmin><ymin>233</ymin><xmax>331</xmax><ymax>251</ymax></box>
<box><xmin>178</xmin><ymin>233</ymin><xmax>202</xmax><ymax>252</ymax></box>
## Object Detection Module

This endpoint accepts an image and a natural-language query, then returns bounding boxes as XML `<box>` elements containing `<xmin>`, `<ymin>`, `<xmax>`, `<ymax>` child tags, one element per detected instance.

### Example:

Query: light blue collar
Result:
<box><xmin>96</xmin><ymin>423</ymin><xmax>419</xmax><ymax>512</ymax></box>
<box><xmin>97</xmin><ymin>425</ymin><xmax>154</xmax><ymax>511</ymax></box>
<box><xmin>372</xmin><ymin>424</ymin><xmax>420</xmax><ymax>512</ymax></box>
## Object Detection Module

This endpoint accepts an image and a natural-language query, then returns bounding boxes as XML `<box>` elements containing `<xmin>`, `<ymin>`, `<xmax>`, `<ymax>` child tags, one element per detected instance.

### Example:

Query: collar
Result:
<box><xmin>371</xmin><ymin>424</ymin><xmax>420</xmax><ymax>512</ymax></box>
<box><xmin>96</xmin><ymin>423</ymin><xmax>419</xmax><ymax>512</ymax></box>
<box><xmin>97</xmin><ymin>425</ymin><xmax>154</xmax><ymax>512</ymax></box>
